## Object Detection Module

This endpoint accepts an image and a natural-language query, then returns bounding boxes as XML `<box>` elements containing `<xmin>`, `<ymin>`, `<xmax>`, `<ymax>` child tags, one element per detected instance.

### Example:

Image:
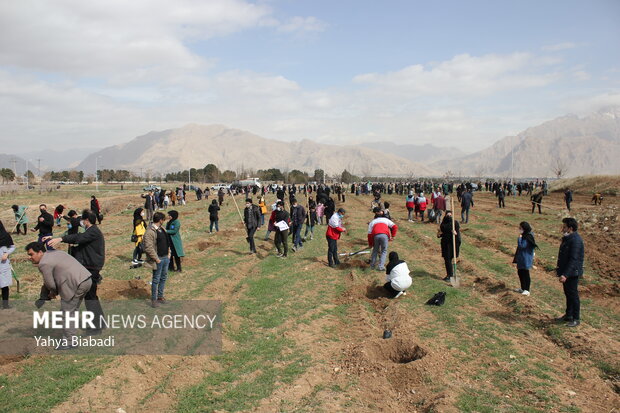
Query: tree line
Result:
<box><xmin>0</xmin><ymin>163</ymin><xmax>362</xmax><ymax>185</ymax></box>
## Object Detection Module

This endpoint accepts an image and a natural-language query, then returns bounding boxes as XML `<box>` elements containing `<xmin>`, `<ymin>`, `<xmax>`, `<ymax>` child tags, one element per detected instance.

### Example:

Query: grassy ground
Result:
<box><xmin>0</xmin><ymin>182</ymin><xmax>618</xmax><ymax>412</ymax></box>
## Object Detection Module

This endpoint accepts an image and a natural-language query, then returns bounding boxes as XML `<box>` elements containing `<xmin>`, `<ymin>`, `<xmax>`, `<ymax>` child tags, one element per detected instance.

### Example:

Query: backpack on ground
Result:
<box><xmin>426</xmin><ymin>291</ymin><xmax>446</xmax><ymax>306</ymax></box>
<box><xmin>428</xmin><ymin>209</ymin><xmax>437</xmax><ymax>223</ymax></box>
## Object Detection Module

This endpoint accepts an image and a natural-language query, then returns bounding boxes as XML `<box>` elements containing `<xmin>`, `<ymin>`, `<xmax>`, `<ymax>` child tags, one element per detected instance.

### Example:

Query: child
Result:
<box><xmin>316</xmin><ymin>202</ymin><xmax>325</xmax><ymax>225</ymax></box>
<box><xmin>383</xmin><ymin>202</ymin><xmax>391</xmax><ymax>220</ymax></box>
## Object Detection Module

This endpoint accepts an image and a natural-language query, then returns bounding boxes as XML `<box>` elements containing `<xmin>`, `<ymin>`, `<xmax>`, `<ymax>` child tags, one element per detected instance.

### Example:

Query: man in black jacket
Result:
<box><xmin>460</xmin><ymin>189</ymin><xmax>474</xmax><ymax>223</ymax></box>
<box><xmin>564</xmin><ymin>189</ymin><xmax>573</xmax><ymax>211</ymax></box>
<box><xmin>31</xmin><ymin>204</ymin><xmax>54</xmax><ymax>247</ymax></box>
<box><xmin>142</xmin><ymin>191</ymin><xmax>155</xmax><ymax>221</ymax></box>
<box><xmin>531</xmin><ymin>191</ymin><xmax>543</xmax><ymax>214</ymax></box>
<box><xmin>555</xmin><ymin>217</ymin><xmax>584</xmax><ymax>327</ymax></box>
<box><xmin>48</xmin><ymin>210</ymin><xmax>106</xmax><ymax>333</ymax></box>
<box><xmin>290</xmin><ymin>198</ymin><xmax>306</xmax><ymax>252</ymax></box>
<box><xmin>243</xmin><ymin>198</ymin><xmax>261</xmax><ymax>254</ymax></box>
<box><xmin>62</xmin><ymin>210</ymin><xmax>81</xmax><ymax>256</ymax></box>
<box><xmin>496</xmin><ymin>188</ymin><xmax>506</xmax><ymax>208</ymax></box>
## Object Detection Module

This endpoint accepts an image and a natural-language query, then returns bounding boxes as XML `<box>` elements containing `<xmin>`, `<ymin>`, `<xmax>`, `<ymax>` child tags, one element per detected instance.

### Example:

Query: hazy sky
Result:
<box><xmin>1</xmin><ymin>0</ymin><xmax>619</xmax><ymax>154</ymax></box>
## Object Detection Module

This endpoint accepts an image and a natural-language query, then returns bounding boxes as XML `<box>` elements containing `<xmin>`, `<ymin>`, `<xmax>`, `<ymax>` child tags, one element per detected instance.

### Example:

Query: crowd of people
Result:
<box><xmin>1</xmin><ymin>178</ymin><xmax>589</xmax><ymax>349</ymax></box>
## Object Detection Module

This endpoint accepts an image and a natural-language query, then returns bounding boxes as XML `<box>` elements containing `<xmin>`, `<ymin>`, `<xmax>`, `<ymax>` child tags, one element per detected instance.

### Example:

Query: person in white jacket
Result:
<box><xmin>0</xmin><ymin>220</ymin><xmax>16</xmax><ymax>309</ymax></box>
<box><xmin>384</xmin><ymin>251</ymin><xmax>412</xmax><ymax>299</ymax></box>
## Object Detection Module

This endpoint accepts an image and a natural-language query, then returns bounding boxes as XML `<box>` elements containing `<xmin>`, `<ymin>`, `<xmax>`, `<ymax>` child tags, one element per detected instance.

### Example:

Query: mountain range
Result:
<box><xmin>76</xmin><ymin>124</ymin><xmax>435</xmax><ymax>177</ymax></box>
<box><xmin>430</xmin><ymin>106</ymin><xmax>620</xmax><ymax>178</ymax></box>
<box><xmin>16</xmin><ymin>148</ymin><xmax>97</xmax><ymax>171</ymax></box>
<box><xmin>0</xmin><ymin>154</ymin><xmax>41</xmax><ymax>176</ymax></box>
<box><xmin>3</xmin><ymin>106</ymin><xmax>620</xmax><ymax>179</ymax></box>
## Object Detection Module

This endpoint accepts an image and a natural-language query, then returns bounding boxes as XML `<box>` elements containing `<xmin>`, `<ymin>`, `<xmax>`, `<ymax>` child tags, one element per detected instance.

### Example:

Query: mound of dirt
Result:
<box><xmin>195</xmin><ymin>240</ymin><xmax>221</xmax><ymax>251</ymax></box>
<box><xmin>472</xmin><ymin>276</ymin><xmax>508</xmax><ymax>294</ymax></box>
<box><xmin>550</xmin><ymin>175</ymin><xmax>620</xmax><ymax>196</ymax></box>
<box><xmin>0</xmin><ymin>354</ymin><xmax>27</xmax><ymax>367</ymax></box>
<box><xmin>338</xmin><ymin>260</ymin><xmax>368</xmax><ymax>270</ymax></box>
<box><xmin>98</xmin><ymin>279</ymin><xmax>150</xmax><ymax>300</ymax></box>
<box><xmin>581</xmin><ymin>282</ymin><xmax>620</xmax><ymax>298</ymax></box>
<box><xmin>574</xmin><ymin>205</ymin><xmax>619</xmax><ymax>280</ymax></box>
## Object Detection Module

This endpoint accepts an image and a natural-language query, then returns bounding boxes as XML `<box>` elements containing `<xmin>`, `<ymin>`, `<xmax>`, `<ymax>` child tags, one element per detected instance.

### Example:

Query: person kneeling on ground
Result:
<box><xmin>384</xmin><ymin>252</ymin><xmax>412</xmax><ymax>299</ymax></box>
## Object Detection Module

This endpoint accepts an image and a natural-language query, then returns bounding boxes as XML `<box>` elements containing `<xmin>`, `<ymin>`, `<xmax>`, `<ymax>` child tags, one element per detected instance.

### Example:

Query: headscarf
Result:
<box><xmin>0</xmin><ymin>220</ymin><xmax>14</xmax><ymax>248</ymax></box>
<box><xmin>440</xmin><ymin>212</ymin><xmax>456</xmax><ymax>235</ymax></box>
<box><xmin>519</xmin><ymin>221</ymin><xmax>538</xmax><ymax>249</ymax></box>
<box><xmin>385</xmin><ymin>251</ymin><xmax>405</xmax><ymax>274</ymax></box>
<box><xmin>133</xmin><ymin>208</ymin><xmax>144</xmax><ymax>228</ymax></box>
<box><xmin>166</xmin><ymin>210</ymin><xmax>179</xmax><ymax>229</ymax></box>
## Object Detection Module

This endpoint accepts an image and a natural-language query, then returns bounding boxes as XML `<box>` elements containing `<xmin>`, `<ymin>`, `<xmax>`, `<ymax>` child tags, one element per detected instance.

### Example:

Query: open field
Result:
<box><xmin>0</xmin><ymin>180</ymin><xmax>618</xmax><ymax>412</ymax></box>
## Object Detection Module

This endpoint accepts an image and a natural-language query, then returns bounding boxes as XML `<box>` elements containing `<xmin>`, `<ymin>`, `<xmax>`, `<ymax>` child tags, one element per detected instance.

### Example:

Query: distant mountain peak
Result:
<box><xmin>432</xmin><ymin>106</ymin><xmax>620</xmax><ymax>178</ymax></box>
<box><xmin>76</xmin><ymin>126</ymin><xmax>436</xmax><ymax>176</ymax></box>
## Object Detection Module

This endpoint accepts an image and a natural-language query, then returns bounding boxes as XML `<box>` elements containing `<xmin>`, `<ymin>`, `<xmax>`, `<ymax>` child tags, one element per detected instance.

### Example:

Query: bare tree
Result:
<box><xmin>551</xmin><ymin>158</ymin><xmax>569</xmax><ymax>179</ymax></box>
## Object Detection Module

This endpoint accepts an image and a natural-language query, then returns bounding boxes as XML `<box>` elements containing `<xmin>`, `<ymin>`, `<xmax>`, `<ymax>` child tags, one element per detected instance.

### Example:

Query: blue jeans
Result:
<box><xmin>304</xmin><ymin>223</ymin><xmax>314</xmax><ymax>237</ymax></box>
<box><xmin>292</xmin><ymin>224</ymin><xmax>303</xmax><ymax>248</ymax></box>
<box><xmin>327</xmin><ymin>237</ymin><xmax>339</xmax><ymax>266</ymax></box>
<box><xmin>371</xmin><ymin>233</ymin><xmax>389</xmax><ymax>270</ymax></box>
<box><xmin>210</xmin><ymin>219</ymin><xmax>219</xmax><ymax>232</ymax></box>
<box><xmin>259</xmin><ymin>213</ymin><xmax>265</xmax><ymax>227</ymax></box>
<box><xmin>152</xmin><ymin>257</ymin><xmax>169</xmax><ymax>301</ymax></box>
<box><xmin>461</xmin><ymin>207</ymin><xmax>470</xmax><ymax>223</ymax></box>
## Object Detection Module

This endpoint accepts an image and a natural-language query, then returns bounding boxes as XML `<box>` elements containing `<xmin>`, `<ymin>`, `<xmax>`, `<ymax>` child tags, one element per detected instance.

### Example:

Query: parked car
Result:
<box><xmin>211</xmin><ymin>184</ymin><xmax>230</xmax><ymax>191</ymax></box>
<box><xmin>142</xmin><ymin>184</ymin><xmax>161</xmax><ymax>191</ymax></box>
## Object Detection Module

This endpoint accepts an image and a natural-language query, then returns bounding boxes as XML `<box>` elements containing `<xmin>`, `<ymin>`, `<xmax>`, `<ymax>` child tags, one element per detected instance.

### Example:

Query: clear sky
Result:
<box><xmin>1</xmin><ymin>0</ymin><xmax>619</xmax><ymax>154</ymax></box>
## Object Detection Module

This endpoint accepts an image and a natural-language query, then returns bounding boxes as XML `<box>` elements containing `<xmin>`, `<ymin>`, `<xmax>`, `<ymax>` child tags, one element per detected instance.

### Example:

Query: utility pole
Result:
<box><xmin>25</xmin><ymin>159</ymin><xmax>29</xmax><ymax>189</ymax></box>
<box><xmin>95</xmin><ymin>156</ymin><xmax>102</xmax><ymax>192</ymax></box>
<box><xmin>511</xmin><ymin>136</ymin><xmax>514</xmax><ymax>184</ymax></box>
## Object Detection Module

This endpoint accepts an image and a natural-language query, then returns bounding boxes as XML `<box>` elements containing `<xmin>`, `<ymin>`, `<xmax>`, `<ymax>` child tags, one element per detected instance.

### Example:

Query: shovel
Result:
<box><xmin>339</xmin><ymin>249</ymin><xmax>371</xmax><ymax>257</ymax></box>
<box><xmin>10</xmin><ymin>265</ymin><xmax>20</xmax><ymax>293</ymax></box>
<box><xmin>450</xmin><ymin>196</ymin><xmax>460</xmax><ymax>288</ymax></box>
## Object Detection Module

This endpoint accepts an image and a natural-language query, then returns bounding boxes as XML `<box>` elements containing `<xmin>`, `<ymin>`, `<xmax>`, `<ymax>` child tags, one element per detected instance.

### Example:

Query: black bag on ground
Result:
<box><xmin>426</xmin><ymin>291</ymin><xmax>446</xmax><ymax>306</ymax></box>
<box><xmin>428</xmin><ymin>209</ymin><xmax>437</xmax><ymax>223</ymax></box>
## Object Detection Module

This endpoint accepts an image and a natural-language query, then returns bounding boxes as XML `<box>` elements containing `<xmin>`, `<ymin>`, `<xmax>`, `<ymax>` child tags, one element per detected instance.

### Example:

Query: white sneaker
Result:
<box><xmin>402</xmin><ymin>291</ymin><xmax>407</xmax><ymax>296</ymax></box>
<box><xmin>394</xmin><ymin>291</ymin><xmax>404</xmax><ymax>299</ymax></box>
<box><xmin>521</xmin><ymin>290</ymin><xmax>530</xmax><ymax>296</ymax></box>
<box><xmin>514</xmin><ymin>288</ymin><xmax>524</xmax><ymax>293</ymax></box>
